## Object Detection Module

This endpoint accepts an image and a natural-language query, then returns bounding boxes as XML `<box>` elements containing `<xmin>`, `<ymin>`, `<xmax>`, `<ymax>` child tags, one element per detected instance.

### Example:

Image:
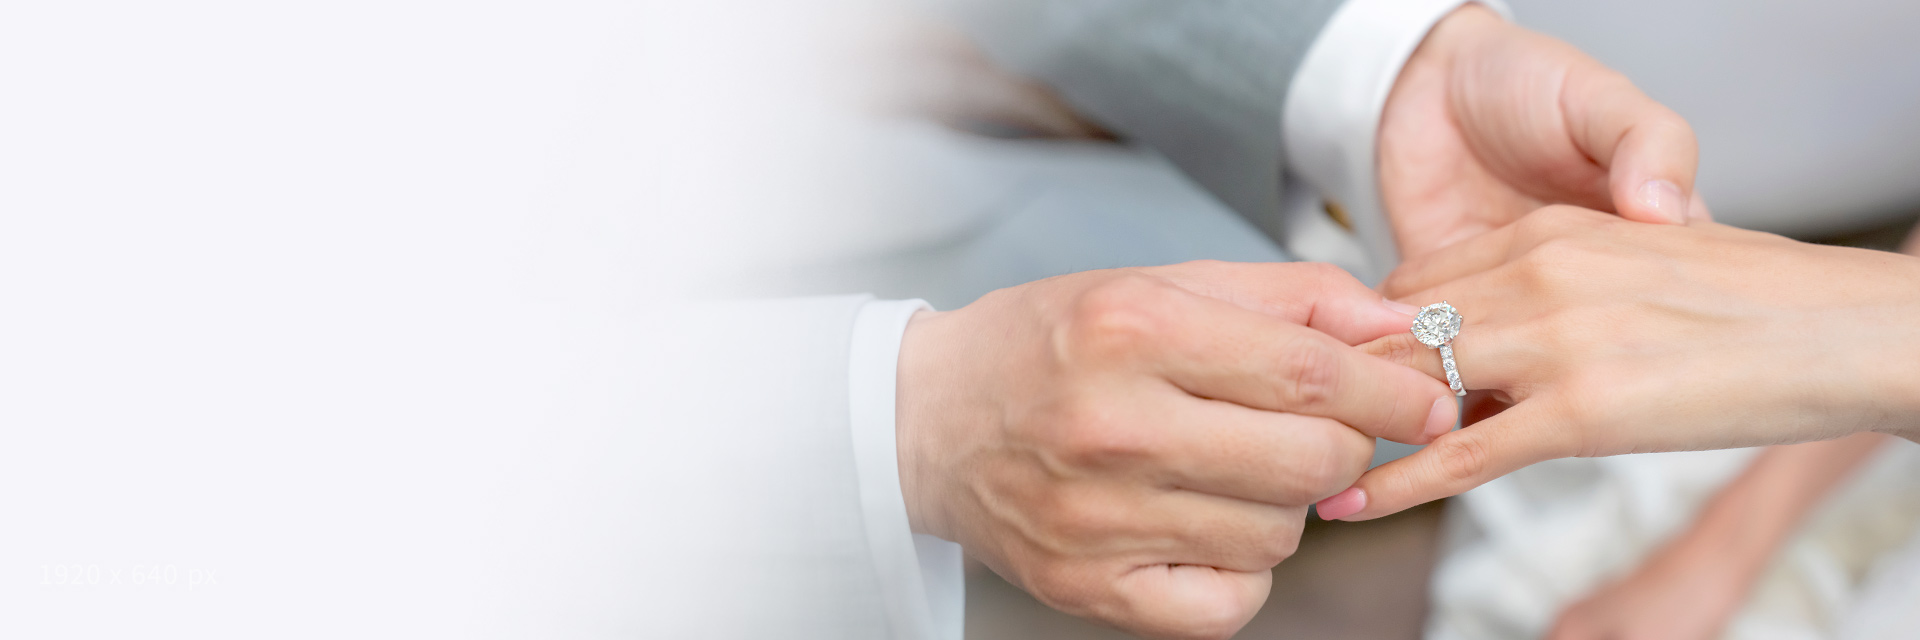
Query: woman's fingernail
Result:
<box><xmin>1637</xmin><ymin>180</ymin><xmax>1688</xmax><ymax>224</ymax></box>
<box><xmin>1383</xmin><ymin>298</ymin><xmax>1421</xmax><ymax>316</ymax></box>
<box><xmin>1424</xmin><ymin>397</ymin><xmax>1457</xmax><ymax>439</ymax></box>
<box><xmin>1316</xmin><ymin>487</ymin><xmax>1367</xmax><ymax>521</ymax></box>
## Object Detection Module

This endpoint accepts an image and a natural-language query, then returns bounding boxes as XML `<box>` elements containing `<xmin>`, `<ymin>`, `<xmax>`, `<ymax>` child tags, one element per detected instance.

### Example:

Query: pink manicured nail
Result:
<box><xmin>1637</xmin><ymin>180</ymin><xmax>1688</xmax><ymax>224</ymax></box>
<box><xmin>1424</xmin><ymin>397</ymin><xmax>1457</xmax><ymax>440</ymax></box>
<box><xmin>1383</xmin><ymin>298</ymin><xmax>1421</xmax><ymax>316</ymax></box>
<box><xmin>1316</xmin><ymin>487</ymin><xmax>1367</xmax><ymax>521</ymax></box>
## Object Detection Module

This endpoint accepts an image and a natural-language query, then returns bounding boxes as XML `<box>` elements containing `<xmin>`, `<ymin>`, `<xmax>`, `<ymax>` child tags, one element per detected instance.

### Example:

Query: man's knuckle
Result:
<box><xmin>1266</xmin><ymin>519</ymin><xmax>1304</xmax><ymax>566</ymax></box>
<box><xmin>1207</xmin><ymin>514</ymin><xmax>1298</xmax><ymax>569</ymax></box>
<box><xmin>1297</xmin><ymin>446</ymin><xmax>1347</xmax><ymax>499</ymax></box>
<box><xmin>1270</xmin><ymin>423</ymin><xmax>1362</xmax><ymax>502</ymax></box>
<box><xmin>1335</xmin><ymin>431</ymin><xmax>1374</xmax><ymax>486</ymax></box>
<box><xmin>1067</xmin><ymin>274</ymin><xmax>1175</xmax><ymax>357</ymax></box>
<box><xmin>1271</xmin><ymin>524</ymin><xmax>1303</xmax><ymax>564</ymax></box>
<box><xmin>1278</xmin><ymin>342</ymin><xmax>1343</xmax><ymax>409</ymax></box>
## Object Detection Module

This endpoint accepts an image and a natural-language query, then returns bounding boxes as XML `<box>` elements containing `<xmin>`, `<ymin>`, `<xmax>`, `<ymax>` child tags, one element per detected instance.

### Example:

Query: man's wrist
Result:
<box><xmin>847</xmin><ymin>298</ymin><xmax>956</xmax><ymax>639</ymax></box>
<box><xmin>896</xmin><ymin>308</ymin><xmax>951</xmax><ymax>540</ymax></box>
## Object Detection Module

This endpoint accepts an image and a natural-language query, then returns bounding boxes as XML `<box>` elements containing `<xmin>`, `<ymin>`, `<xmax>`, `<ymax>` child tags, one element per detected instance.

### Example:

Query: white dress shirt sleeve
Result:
<box><xmin>848</xmin><ymin>298</ymin><xmax>966</xmax><ymax>640</ymax></box>
<box><xmin>1282</xmin><ymin>0</ymin><xmax>1513</xmax><ymax>272</ymax></box>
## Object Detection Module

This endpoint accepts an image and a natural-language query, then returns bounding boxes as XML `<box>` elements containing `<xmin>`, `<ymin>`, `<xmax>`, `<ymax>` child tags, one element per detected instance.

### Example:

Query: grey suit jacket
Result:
<box><xmin>925</xmin><ymin>0</ymin><xmax>1348</xmax><ymax>231</ymax></box>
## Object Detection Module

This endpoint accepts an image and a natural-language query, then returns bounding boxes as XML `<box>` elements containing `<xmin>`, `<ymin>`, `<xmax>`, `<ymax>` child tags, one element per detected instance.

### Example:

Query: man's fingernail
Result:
<box><xmin>1316</xmin><ymin>487</ymin><xmax>1367</xmax><ymax>521</ymax></box>
<box><xmin>1383</xmin><ymin>298</ymin><xmax>1421</xmax><ymax>316</ymax></box>
<box><xmin>1424</xmin><ymin>397</ymin><xmax>1457</xmax><ymax>439</ymax></box>
<box><xmin>1637</xmin><ymin>180</ymin><xmax>1688</xmax><ymax>224</ymax></box>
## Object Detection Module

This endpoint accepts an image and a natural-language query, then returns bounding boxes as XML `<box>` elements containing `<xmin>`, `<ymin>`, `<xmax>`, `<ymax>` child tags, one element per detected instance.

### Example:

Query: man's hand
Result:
<box><xmin>1380</xmin><ymin>4</ymin><xmax>1704</xmax><ymax>261</ymax></box>
<box><xmin>895</xmin><ymin>261</ymin><xmax>1457</xmax><ymax>640</ymax></box>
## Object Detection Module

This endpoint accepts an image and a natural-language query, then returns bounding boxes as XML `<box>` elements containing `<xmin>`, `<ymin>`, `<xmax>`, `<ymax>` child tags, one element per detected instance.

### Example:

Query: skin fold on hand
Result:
<box><xmin>1379</xmin><ymin>4</ymin><xmax>1704</xmax><ymax>262</ymax></box>
<box><xmin>1315</xmin><ymin>206</ymin><xmax>1920</xmax><ymax>521</ymax></box>
<box><xmin>894</xmin><ymin>261</ymin><xmax>1456</xmax><ymax>640</ymax></box>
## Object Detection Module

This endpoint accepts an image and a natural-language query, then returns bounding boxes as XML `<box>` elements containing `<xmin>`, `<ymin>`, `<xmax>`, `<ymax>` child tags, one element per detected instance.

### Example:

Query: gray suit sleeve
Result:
<box><xmin>925</xmin><ymin>0</ymin><xmax>1347</xmax><ymax>223</ymax></box>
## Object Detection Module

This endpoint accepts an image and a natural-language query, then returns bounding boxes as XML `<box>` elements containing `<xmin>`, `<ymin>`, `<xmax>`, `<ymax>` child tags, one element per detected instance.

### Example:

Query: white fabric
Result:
<box><xmin>1427</xmin><ymin>442</ymin><xmax>1920</xmax><ymax>640</ymax></box>
<box><xmin>1282</xmin><ymin>0</ymin><xmax>1513</xmax><ymax>277</ymax></box>
<box><xmin>1838</xmin><ymin>511</ymin><xmax>1920</xmax><ymax>639</ymax></box>
<box><xmin>848</xmin><ymin>298</ymin><xmax>964</xmax><ymax>640</ymax></box>
<box><xmin>914</xmin><ymin>534</ymin><xmax>968</xmax><ymax>640</ymax></box>
<box><xmin>1427</xmin><ymin>450</ymin><xmax>1759</xmax><ymax>638</ymax></box>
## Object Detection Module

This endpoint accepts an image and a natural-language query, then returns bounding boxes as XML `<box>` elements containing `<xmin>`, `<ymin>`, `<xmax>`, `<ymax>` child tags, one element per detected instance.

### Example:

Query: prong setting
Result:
<box><xmin>1412</xmin><ymin>302</ymin><xmax>1467</xmax><ymax>396</ymax></box>
<box><xmin>1411</xmin><ymin>302</ymin><xmax>1463</xmax><ymax>348</ymax></box>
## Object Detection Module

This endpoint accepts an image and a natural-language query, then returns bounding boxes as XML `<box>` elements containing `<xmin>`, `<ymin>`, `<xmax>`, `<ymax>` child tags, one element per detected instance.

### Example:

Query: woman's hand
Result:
<box><xmin>1311</xmin><ymin>206</ymin><xmax>1920</xmax><ymax>521</ymax></box>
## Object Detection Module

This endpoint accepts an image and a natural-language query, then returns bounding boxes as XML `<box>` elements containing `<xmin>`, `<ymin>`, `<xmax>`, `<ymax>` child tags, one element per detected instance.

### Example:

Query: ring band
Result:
<box><xmin>1439</xmin><ymin>344</ymin><xmax>1464</xmax><ymax>397</ymax></box>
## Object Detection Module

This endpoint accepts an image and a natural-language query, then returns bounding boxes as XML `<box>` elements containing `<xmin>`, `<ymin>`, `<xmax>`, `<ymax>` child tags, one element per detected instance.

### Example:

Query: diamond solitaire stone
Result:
<box><xmin>1412</xmin><ymin>302</ymin><xmax>1463</xmax><ymax>348</ymax></box>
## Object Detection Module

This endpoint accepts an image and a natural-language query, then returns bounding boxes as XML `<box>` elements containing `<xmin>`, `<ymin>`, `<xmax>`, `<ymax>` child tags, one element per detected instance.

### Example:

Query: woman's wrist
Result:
<box><xmin>1864</xmin><ymin>257</ymin><xmax>1920</xmax><ymax>441</ymax></box>
<box><xmin>1786</xmin><ymin>245</ymin><xmax>1920</xmax><ymax>442</ymax></box>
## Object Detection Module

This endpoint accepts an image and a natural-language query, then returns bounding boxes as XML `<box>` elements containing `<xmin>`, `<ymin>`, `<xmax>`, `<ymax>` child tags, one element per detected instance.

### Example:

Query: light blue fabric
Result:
<box><xmin>769</xmin><ymin>136</ymin><xmax>1287</xmax><ymax>310</ymax></box>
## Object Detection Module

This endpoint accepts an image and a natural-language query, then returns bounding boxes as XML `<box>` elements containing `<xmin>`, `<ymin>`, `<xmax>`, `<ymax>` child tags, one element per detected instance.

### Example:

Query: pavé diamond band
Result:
<box><xmin>1411</xmin><ymin>301</ymin><xmax>1467</xmax><ymax>397</ymax></box>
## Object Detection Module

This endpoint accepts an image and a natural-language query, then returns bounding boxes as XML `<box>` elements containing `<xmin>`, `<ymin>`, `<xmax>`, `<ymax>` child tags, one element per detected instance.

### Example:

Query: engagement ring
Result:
<box><xmin>1412</xmin><ymin>302</ymin><xmax>1466</xmax><ymax>397</ymax></box>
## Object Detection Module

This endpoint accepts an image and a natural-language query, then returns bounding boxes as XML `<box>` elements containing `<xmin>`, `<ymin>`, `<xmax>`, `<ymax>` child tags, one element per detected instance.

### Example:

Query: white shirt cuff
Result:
<box><xmin>848</xmin><ymin>298</ymin><xmax>965</xmax><ymax>640</ymax></box>
<box><xmin>1282</xmin><ymin>0</ymin><xmax>1513</xmax><ymax>272</ymax></box>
